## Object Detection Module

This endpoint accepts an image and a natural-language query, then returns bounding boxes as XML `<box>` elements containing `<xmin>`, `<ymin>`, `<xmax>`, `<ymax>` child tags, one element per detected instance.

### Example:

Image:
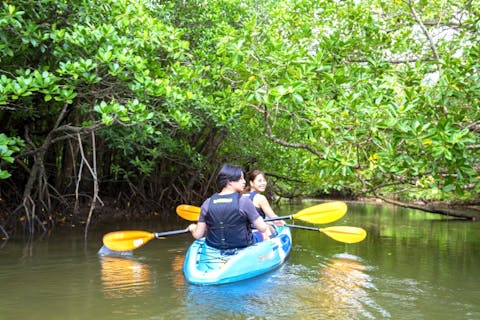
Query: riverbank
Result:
<box><xmin>1</xmin><ymin>196</ymin><xmax>479</xmax><ymax>239</ymax></box>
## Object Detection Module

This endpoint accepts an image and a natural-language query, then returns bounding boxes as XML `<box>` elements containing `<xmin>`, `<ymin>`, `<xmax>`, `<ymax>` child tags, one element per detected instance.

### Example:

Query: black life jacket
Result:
<box><xmin>248</xmin><ymin>191</ymin><xmax>266</xmax><ymax>219</ymax></box>
<box><xmin>205</xmin><ymin>192</ymin><xmax>253</xmax><ymax>249</ymax></box>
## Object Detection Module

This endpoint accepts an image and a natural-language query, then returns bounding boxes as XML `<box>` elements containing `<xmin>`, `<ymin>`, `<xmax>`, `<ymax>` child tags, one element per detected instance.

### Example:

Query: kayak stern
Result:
<box><xmin>183</xmin><ymin>226</ymin><xmax>292</xmax><ymax>285</ymax></box>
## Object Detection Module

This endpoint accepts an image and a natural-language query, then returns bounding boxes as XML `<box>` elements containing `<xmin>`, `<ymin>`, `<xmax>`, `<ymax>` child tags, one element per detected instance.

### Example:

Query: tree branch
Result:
<box><xmin>251</xmin><ymin>103</ymin><xmax>324</xmax><ymax>158</ymax></box>
<box><xmin>407</xmin><ymin>0</ymin><xmax>440</xmax><ymax>61</ymax></box>
<box><xmin>75</xmin><ymin>132</ymin><xmax>103</xmax><ymax>238</ymax></box>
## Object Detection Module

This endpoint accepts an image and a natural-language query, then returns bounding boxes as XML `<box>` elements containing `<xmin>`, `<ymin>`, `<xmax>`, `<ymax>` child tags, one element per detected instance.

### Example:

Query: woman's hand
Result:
<box><xmin>274</xmin><ymin>220</ymin><xmax>286</xmax><ymax>227</ymax></box>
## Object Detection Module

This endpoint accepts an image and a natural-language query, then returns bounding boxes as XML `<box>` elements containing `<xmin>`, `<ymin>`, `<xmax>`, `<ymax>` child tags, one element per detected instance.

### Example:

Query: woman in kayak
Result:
<box><xmin>244</xmin><ymin>169</ymin><xmax>285</xmax><ymax>226</ymax></box>
<box><xmin>187</xmin><ymin>164</ymin><xmax>273</xmax><ymax>250</ymax></box>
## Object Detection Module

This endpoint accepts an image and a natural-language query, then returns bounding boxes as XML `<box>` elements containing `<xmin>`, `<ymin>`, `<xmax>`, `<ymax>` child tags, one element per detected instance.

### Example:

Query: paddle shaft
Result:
<box><xmin>177</xmin><ymin>205</ymin><xmax>293</xmax><ymax>222</ymax></box>
<box><xmin>265</xmin><ymin>215</ymin><xmax>293</xmax><ymax>222</ymax></box>
<box><xmin>176</xmin><ymin>208</ymin><xmax>330</xmax><ymax>223</ymax></box>
<box><xmin>176</xmin><ymin>201</ymin><xmax>347</xmax><ymax>225</ymax></box>
<box><xmin>285</xmin><ymin>224</ymin><xmax>319</xmax><ymax>231</ymax></box>
<box><xmin>154</xmin><ymin>229</ymin><xmax>189</xmax><ymax>238</ymax></box>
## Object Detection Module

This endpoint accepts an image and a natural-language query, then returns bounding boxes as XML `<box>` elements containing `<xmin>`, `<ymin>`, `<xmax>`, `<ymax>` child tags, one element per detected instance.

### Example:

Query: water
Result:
<box><xmin>1</xmin><ymin>202</ymin><xmax>479</xmax><ymax>319</ymax></box>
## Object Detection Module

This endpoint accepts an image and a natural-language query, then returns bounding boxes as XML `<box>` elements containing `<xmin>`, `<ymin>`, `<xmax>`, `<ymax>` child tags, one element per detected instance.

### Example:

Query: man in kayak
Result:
<box><xmin>187</xmin><ymin>164</ymin><xmax>273</xmax><ymax>250</ymax></box>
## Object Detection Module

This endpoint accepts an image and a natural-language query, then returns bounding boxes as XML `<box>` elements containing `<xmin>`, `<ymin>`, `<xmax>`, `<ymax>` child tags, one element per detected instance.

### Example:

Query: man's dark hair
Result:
<box><xmin>217</xmin><ymin>164</ymin><xmax>244</xmax><ymax>189</ymax></box>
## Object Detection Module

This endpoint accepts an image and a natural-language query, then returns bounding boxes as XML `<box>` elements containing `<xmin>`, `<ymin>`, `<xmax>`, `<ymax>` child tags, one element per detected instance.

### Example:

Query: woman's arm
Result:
<box><xmin>252</xmin><ymin>216</ymin><xmax>272</xmax><ymax>235</ymax></box>
<box><xmin>242</xmin><ymin>196</ymin><xmax>273</xmax><ymax>236</ymax></box>
<box><xmin>257</xmin><ymin>194</ymin><xmax>276</xmax><ymax>219</ymax></box>
<box><xmin>256</xmin><ymin>194</ymin><xmax>285</xmax><ymax>226</ymax></box>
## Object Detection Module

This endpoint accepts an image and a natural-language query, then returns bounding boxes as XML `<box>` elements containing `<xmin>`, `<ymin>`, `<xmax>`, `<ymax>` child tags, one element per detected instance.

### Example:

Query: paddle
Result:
<box><xmin>176</xmin><ymin>204</ymin><xmax>201</xmax><ymax>221</ymax></box>
<box><xmin>285</xmin><ymin>224</ymin><xmax>367</xmax><ymax>243</ymax></box>
<box><xmin>176</xmin><ymin>201</ymin><xmax>348</xmax><ymax>224</ymax></box>
<box><xmin>102</xmin><ymin>229</ymin><xmax>189</xmax><ymax>251</ymax></box>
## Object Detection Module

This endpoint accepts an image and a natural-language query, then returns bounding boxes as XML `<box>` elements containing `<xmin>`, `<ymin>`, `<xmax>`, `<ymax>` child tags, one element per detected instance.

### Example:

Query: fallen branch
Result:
<box><xmin>376</xmin><ymin>195</ymin><xmax>480</xmax><ymax>221</ymax></box>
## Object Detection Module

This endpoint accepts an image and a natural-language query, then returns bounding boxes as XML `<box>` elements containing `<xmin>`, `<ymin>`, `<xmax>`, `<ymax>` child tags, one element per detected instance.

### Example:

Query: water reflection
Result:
<box><xmin>171</xmin><ymin>251</ymin><xmax>186</xmax><ymax>289</ymax></box>
<box><xmin>319</xmin><ymin>254</ymin><xmax>380</xmax><ymax>319</ymax></box>
<box><xmin>177</xmin><ymin>254</ymin><xmax>386</xmax><ymax>319</ymax></box>
<box><xmin>100</xmin><ymin>256</ymin><xmax>153</xmax><ymax>299</ymax></box>
<box><xmin>181</xmin><ymin>267</ymin><xmax>289</xmax><ymax>319</ymax></box>
<box><xmin>293</xmin><ymin>253</ymin><xmax>389</xmax><ymax>319</ymax></box>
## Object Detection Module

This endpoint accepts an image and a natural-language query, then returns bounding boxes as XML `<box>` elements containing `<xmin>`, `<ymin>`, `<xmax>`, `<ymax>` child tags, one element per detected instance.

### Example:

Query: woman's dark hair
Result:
<box><xmin>247</xmin><ymin>169</ymin><xmax>266</xmax><ymax>191</ymax></box>
<box><xmin>248</xmin><ymin>169</ymin><xmax>265</xmax><ymax>183</ymax></box>
<box><xmin>217</xmin><ymin>164</ymin><xmax>244</xmax><ymax>189</ymax></box>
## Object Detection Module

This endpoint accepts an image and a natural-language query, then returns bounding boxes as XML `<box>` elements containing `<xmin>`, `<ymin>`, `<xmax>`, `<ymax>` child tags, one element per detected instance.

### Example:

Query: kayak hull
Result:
<box><xmin>183</xmin><ymin>226</ymin><xmax>292</xmax><ymax>285</ymax></box>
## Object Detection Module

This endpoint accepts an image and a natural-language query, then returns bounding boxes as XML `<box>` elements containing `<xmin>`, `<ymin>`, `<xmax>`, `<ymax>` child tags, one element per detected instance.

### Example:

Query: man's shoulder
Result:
<box><xmin>239</xmin><ymin>195</ymin><xmax>255</xmax><ymax>208</ymax></box>
<box><xmin>201</xmin><ymin>197</ymin><xmax>212</xmax><ymax>211</ymax></box>
<box><xmin>239</xmin><ymin>195</ymin><xmax>249</xmax><ymax>203</ymax></box>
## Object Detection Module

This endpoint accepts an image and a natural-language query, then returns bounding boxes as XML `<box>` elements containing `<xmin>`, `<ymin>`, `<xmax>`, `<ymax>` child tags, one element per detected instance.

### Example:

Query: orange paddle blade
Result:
<box><xmin>176</xmin><ymin>204</ymin><xmax>201</xmax><ymax>221</ymax></box>
<box><xmin>319</xmin><ymin>226</ymin><xmax>367</xmax><ymax>243</ymax></box>
<box><xmin>103</xmin><ymin>230</ymin><xmax>155</xmax><ymax>251</ymax></box>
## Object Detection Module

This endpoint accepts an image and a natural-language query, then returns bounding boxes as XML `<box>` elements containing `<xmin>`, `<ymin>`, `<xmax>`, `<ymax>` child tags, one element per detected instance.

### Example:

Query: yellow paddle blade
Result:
<box><xmin>176</xmin><ymin>205</ymin><xmax>201</xmax><ymax>221</ymax></box>
<box><xmin>292</xmin><ymin>201</ymin><xmax>347</xmax><ymax>224</ymax></box>
<box><xmin>319</xmin><ymin>226</ymin><xmax>367</xmax><ymax>243</ymax></box>
<box><xmin>103</xmin><ymin>230</ymin><xmax>155</xmax><ymax>251</ymax></box>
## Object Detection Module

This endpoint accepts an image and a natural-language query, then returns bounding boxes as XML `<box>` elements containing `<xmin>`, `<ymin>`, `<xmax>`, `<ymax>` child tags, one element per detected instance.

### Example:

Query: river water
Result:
<box><xmin>1</xmin><ymin>202</ymin><xmax>479</xmax><ymax>319</ymax></box>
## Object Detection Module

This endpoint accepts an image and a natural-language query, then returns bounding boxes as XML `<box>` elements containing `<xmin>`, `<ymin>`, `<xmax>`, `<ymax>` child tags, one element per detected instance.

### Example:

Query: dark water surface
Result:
<box><xmin>1</xmin><ymin>202</ymin><xmax>479</xmax><ymax>319</ymax></box>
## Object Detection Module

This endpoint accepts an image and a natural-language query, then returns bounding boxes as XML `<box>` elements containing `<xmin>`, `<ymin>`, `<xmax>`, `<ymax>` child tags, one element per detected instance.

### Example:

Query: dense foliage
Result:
<box><xmin>0</xmin><ymin>0</ymin><xmax>478</xmax><ymax>235</ymax></box>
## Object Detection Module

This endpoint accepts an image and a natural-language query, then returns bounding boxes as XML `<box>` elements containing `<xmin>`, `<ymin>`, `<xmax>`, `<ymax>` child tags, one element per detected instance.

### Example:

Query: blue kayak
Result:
<box><xmin>183</xmin><ymin>226</ymin><xmax>292</xmax><ymax>285</ymax></box>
